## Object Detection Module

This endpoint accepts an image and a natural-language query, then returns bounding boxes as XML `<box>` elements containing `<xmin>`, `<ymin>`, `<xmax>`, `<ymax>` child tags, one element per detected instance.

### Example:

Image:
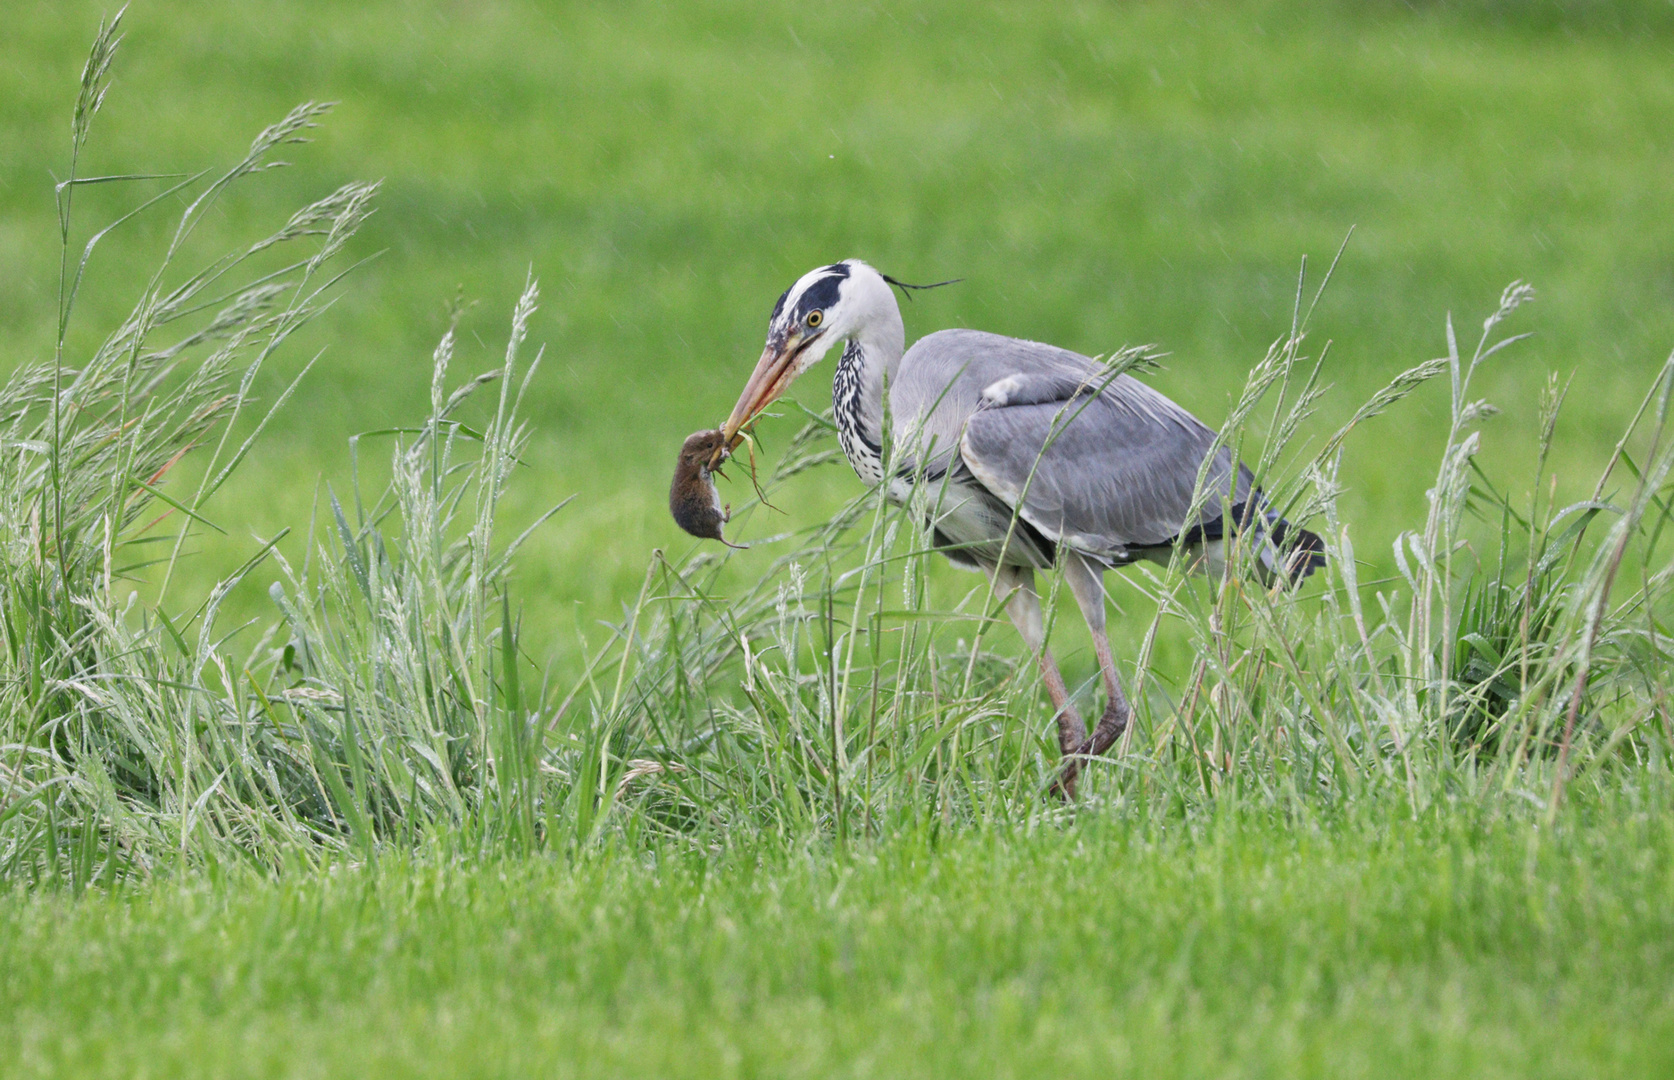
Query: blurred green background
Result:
<box><xmin>3</xmin><ymin>0</ymin><xmax>1672</xmax><ymax>663</ymax></box>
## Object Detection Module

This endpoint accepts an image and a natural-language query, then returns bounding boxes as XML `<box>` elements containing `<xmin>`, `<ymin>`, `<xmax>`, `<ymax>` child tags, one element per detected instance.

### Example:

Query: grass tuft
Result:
<box><xmin>3</xmin><ymin>17</ymin><xmax>1673</xmax><ymax>890</ymax></box>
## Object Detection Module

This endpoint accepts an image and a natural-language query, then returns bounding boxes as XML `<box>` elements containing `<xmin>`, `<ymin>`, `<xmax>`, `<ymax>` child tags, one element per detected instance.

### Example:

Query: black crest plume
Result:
<box><xmin>881</xmin><ymin>272</ymin><xmax>962</xmax><ymax>303</ymax></box>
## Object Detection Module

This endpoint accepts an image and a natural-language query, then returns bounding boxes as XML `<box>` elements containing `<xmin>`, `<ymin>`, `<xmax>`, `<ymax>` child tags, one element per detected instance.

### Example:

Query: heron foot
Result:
<box><xmin>1047</xmin><ymin>703</ymin><xmax>1088</xmax><ymax>801</ymax></box>
<box><xmin>1051</xmin><ymin>699</ymin><xmax>1130</xmax><ymax>801</ymax></box>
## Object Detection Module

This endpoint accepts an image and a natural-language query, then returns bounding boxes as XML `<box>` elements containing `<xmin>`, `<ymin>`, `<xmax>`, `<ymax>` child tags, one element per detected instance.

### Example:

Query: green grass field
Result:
<box><xmin>4</xmin><ymin>1</ymin><xmax>1674</xmax><ymax>1075</ymax></box>
<box><xmin>7</xmin><ymin>796</ymin><xmax>1674</xmax><ymax>1078</ymax></box>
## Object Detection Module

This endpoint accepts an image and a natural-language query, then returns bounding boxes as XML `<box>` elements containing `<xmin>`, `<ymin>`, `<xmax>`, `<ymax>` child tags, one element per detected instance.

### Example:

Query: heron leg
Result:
<box><xmin>1057</xmin><ymin>553</ymin><xmax>1132</xmax><ymax>796</ymax></box>
<box><xmin>988</xmin><ymin>563</ymin><xmax>1086</xmax><ymax>758</ymax></box>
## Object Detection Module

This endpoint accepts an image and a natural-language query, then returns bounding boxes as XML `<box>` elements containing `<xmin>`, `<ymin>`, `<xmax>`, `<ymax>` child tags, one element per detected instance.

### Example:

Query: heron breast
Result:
<box><xmin>918</xmin><ymin>476</ymin><xmax>1053</xmax><ymax>569</ymax></box>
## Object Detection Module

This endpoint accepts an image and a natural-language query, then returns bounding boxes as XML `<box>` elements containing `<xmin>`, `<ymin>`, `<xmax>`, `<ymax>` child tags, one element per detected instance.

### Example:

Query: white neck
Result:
<box><xmin>831</xmin><ymin>262</ymin><xmax>906</xmax><ymax>380</ymax></box>
<box><xmin>830</xmin><ymin>286</ymin><xmax>904</xmax><ymax>487</ymax></box>
<box><xmin>832</xmin><ymin>262</ymin><xmax>905</xmax><ymax>430</ymax></box>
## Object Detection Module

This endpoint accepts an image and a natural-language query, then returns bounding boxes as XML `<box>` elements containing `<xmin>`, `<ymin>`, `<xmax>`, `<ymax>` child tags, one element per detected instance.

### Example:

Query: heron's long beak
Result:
<box><xmin>716</xmin><ymin>331</ymin><xmax>813</xmax><ymax>465</ymax></box>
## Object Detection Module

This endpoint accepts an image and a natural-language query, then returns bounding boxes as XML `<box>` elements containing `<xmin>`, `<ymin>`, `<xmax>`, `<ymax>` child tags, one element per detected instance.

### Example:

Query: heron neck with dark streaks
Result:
<box><xmin>834</xmin><ymin>339</ymin><xmax>888</xmax><ymax>487</ymax></box>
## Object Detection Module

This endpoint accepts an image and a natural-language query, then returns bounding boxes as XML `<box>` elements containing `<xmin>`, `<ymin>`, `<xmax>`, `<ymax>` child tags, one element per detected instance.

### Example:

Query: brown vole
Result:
<box><xmin>669</xmin><ymin>429</ymin><xmax>745</xmax><ymax>547</ymax></box>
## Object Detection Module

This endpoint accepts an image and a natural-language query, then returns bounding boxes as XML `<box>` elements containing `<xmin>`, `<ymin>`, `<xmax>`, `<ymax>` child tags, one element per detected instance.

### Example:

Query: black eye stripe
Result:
<box><xmin>795</xmin><ymin>270</ymin><xmax>846</xmax><ymax>320</ymax></box>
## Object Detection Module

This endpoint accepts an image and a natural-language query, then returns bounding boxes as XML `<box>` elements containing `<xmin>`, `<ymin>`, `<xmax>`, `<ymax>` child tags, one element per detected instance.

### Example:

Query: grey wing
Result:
<box><xmin>891</xmin><ymin>329</ymin><xmax>1250</xmax><ymax>563</ymax></box>
<box><xmin>890</xmin><ymin>329</ymin><xmax>1097</xmax><ymax>479</ymax></box>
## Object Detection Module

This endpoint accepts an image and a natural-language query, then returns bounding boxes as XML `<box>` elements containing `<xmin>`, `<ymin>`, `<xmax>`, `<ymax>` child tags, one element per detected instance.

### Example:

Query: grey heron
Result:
<box><xmin>717</xmin><ymin>259</ymin><xmax>1324</xmax><ymax>796</ymax></box>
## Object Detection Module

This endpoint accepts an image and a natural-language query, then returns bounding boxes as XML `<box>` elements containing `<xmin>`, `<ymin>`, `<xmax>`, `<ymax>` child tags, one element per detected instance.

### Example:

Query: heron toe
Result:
<box><xmin>1085</xmin><ymin>697</ymin><xmax>1130</xmax><ymax>758</ymax></box>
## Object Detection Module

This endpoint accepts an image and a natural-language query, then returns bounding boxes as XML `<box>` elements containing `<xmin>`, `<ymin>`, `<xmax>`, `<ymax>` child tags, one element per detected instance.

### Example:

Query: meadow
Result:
<box><xmin>3</xmin><ymin>1</ymin><xmax>1674</xmax><ymax>1075</ymax></box>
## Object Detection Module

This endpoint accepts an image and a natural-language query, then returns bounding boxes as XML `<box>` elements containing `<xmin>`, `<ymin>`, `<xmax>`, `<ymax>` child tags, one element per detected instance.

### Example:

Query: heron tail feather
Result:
<box><xmin>1267</xmin><ymin>520</ymin><xmax>1327</xmax><ymax>588</ymax></box>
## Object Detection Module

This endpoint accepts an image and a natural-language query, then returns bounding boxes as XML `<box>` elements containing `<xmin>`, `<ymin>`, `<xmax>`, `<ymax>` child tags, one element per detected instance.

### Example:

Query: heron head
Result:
<box><xmin>719</xmin><ymin>259</ymin><xmax>899</xmax><ymax>457</ymax></box>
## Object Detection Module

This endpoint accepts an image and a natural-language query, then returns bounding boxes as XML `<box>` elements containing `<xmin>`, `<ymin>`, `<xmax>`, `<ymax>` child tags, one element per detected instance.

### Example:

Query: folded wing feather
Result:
<box><xmin>889</xmin><ymin>329</ymin><xmax>1249</xmax><ymax>565</ymax></box>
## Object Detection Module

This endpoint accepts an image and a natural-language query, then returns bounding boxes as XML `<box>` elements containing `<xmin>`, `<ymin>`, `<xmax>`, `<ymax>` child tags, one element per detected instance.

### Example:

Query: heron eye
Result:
<box><xmin>806</xmin><ymin>310</ymin><xmax>823</xmax><ymax>328</ymax></box>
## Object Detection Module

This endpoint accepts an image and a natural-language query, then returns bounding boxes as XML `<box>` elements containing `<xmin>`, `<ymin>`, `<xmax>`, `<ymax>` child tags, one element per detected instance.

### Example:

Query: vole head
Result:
<box><xmin>677</xmin><ymin>429</ymin><xmax>727</xmax><ymax>471</ymax></box>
